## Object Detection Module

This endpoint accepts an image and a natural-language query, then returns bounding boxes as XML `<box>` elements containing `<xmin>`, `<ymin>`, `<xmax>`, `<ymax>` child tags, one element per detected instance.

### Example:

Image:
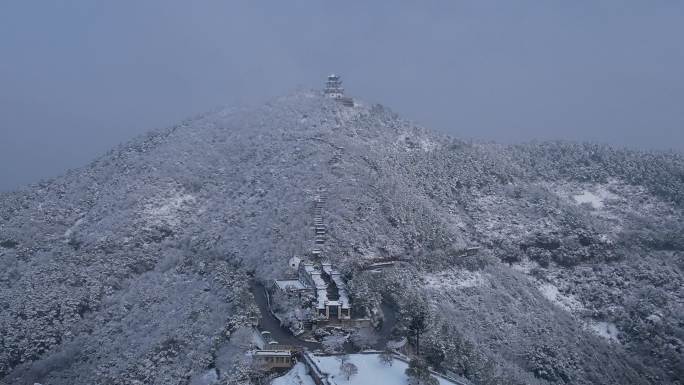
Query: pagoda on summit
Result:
<box><xmin>324</xmin><ymin>74</ymin><xmax>354</xmax><ymax>106</ymax></box>
<box><xmin>324</xmin><ymin>74</ymin><xmax>344</xmax><ymax>99</ymax></box>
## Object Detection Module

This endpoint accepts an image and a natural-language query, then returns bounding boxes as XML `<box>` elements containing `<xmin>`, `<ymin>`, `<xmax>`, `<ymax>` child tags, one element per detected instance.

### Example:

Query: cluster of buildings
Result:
<box><xmin>253</xmin><ymin>74</ymin><xmax>357</xmax><ymax>372</ymax></box>
<box><xmin>253</xmin><ymin>259</ymin><xmax>354</xmax><ymax>371</ymax></box>
<box><xmin>274</xmin><ymin>261</ymin><xmax>352</xmax><ymax>321</ymax></box>
<box><xmin>249</xmin><ymin>328</ymin><xmax>297</xmax><ymax>371</ymax></box>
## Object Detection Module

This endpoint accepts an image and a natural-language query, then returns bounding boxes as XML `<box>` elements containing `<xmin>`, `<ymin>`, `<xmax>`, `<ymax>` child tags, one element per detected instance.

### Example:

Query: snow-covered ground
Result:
<box><xmin>534</xmin><ymin>274</ymin><xmax>623</xmax><ymax>343</ymax></box>
<box><xmin>424</xmin><ymin>269</ymin><xmax>488</xmax><ymax>290</ymax></box>
<box><xmin>63</xmin><ymin>217</ymin><xmax>85</xmax><ymax>241</ymax></box>
<box><xmin>538</xmin><ymin>282</ymin><xmax>584</xmax><ymax>313</ymax></box>
<box><xmin>572</xmin><ymin>187</ymin><xmax>618</xmax><ymax>210</ymax></box>
<box><xmin>588</xmin><ymin>321</ymin><xmax>620</xmax><ymax>343</ymax></box>
<box><xmin>142</xmin><ymin>191</ymin><xmax>196</xmax><ymax>227</ymax></box>
<box><xmin>309</xmin><ymin>354</ymin><xmax>458</xmax><ymax>385</ymax></box>
<box><xmin>272</xmin><ymin>354</ymin><xmax>462</xmax><ymax>385</ymax></box>
<box><xmin>271</xmin><ymin>363</ymin><xmax>316</xmax><ymax>385</ymax></box>
<box><xmin>510</xmin><ymin>259</ymin><xmax>538</xmax><ymax>274</ymax></box>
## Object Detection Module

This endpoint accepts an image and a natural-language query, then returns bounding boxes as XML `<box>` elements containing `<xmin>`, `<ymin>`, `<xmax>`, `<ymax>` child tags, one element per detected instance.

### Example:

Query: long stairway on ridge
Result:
<box><xmin>312</xmin><ymin>187</ymin><xmax>328</xmax><ymax>258</ymax></box>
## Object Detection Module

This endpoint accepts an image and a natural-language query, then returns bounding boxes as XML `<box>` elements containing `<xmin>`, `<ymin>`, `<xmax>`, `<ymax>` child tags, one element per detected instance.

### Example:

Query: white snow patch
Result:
<box><xmin>598</xmin><ymin>234</ymin><xmax>614</xmax><ymax>245</ymax></box>
<box><xmin>420</xmin><ymin>137</ymin><xmax>438</xmax><ymax>152</ymax></box>
<box><xmin>311</xmin><ymin>354</ymin><xmax>458</xmax><ymax>385</ymax></box>
<box><xmin>646</xmin><ymin>313</ymin><xmax>663</xmax><ymax>324</ymax></box>
<box><xmin>396</xmin><ymin>134</ymin><xmax>436</xmax><ymax>152</ymax></box>
<box><xmin>538</xmin><ymin>283</ymin><xmax>584</xmax><ymax>313</ymax></box>
<box><xmin>588</xmin><ymin>321</ymin><xmax>620</xmax><ymax>343</ymax></box>
<box><xmin>573</xmin><ymin>191</ymin><xmax>603</xmax><ymax>209</ymax></box>
<box><xmin>142</xmin><ymin>193</ymin><xmax>196</xmax><ymax>227</ymax></box>
<box><xmin>63</xmin><ymin>218</ymin><xmax>84</xmax><ymax>239</ymax></box>
<box><xmin>425</xmin><ymin>270</ymin><xmax>488</xmax><ymax>290</ymax></box>
<box><xmin>272</xmin><ymin>363</ymin><xmax>316</xmax><ymax>385</ymax></box>
<box><xmin>521</xmin><ymin>264</ymin><xmax>623</xmax><ymax>342</ymax></box>
<box><xmin>192</xmin><ymin>368</ymin><xmax>218</xmax><ymax>385</ymax></box>
<box><xmin>572</xmin><ymin>187</ymin><xmax>618</xmax><ymax>210</ymax></box>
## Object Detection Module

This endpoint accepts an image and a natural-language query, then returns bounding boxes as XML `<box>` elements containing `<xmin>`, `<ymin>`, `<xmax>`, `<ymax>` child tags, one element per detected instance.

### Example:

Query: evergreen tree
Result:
<box><xmin>405</xmin><ymin>357</ymin><xmax>438</xmax><ymax>385</ymax></box>
<box><xmin>403</xmin><ymin>294</ymin><xmax>430</xmax><ymax>355</ymax></box>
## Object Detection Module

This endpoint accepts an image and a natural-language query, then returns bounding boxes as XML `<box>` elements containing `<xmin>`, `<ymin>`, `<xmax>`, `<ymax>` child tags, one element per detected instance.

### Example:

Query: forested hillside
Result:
<box><xmin>1</xmin><ymin>91</ymin><xmax>682</xmax><ymax>384</ymax></box>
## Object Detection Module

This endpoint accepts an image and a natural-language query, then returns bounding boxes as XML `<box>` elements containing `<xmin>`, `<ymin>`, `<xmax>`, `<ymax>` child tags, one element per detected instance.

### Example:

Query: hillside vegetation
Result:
<box><xmin>1</xmin><ymin>91</ymin><xmax>682</xmax><ymax>384</ymax></box>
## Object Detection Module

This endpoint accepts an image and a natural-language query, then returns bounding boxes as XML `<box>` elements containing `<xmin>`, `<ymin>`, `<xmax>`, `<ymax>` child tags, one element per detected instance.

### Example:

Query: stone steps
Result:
<box><xmin>312</xmin><ymin>187</ymin><xmax>330</xmax><ymax>252</ymax></box>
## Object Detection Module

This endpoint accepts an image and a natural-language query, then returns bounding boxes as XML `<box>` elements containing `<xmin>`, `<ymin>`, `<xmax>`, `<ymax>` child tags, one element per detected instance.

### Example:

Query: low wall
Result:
<box><xmin>315</xmin><ymin>317</ymin><xmax>372</xmax><ymax>329</ymax></box>
<box><xmin>300</xmin><ymin>352</ymin><xmax>330</xmax><ymax>385</ymax></box>
<box><xmin>303</xmin><ymin>351</ymin><xmax>469</xmax><ymax>385</ymax></box>
<box><xmin>391</xmin><ymin>353</ymin><xmax>469</xmax><ymax>385</ymax></box>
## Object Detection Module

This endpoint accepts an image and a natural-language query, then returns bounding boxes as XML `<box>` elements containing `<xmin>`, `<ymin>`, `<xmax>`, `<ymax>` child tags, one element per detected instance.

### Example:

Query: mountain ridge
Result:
<box><xmin>1</xmin><ymin>91</ymin><xmax>682</xmax><ymax>384</ymax></box>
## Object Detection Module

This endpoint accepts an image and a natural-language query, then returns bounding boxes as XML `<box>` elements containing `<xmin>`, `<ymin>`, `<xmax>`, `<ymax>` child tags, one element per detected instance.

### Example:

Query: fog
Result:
<box><xmin>1</xmin><ymin>0</ymin><xmax>683</xmax><ymax>191</ymax></box>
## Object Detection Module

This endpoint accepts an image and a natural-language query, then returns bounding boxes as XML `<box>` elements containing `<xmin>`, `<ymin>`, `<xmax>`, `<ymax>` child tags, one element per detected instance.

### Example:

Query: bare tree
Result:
<box><xmin>340</xmin><ymin>362</ymin><xmax>358</xmax><ymax>380</ymax></box>
<box><xmin>337</xmin><ymin>353</ymin><xmax>350</xmax><ymax>367</ymax></box>
<box><xmin>379</xmin><ymin>348</ymin><xmax>394</xmax><ymax>367</ymax></box>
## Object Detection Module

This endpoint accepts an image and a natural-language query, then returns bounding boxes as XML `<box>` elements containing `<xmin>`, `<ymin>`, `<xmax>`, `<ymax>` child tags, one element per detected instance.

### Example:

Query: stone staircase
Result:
<box><xmin>313</xmin><ymin>187</ymin><xmax>328</xmax><ymax>251</ymax></box>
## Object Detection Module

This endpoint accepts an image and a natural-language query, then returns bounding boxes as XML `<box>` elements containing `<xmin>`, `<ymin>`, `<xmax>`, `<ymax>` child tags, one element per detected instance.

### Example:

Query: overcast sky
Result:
<box><xmin>1</xmin><ymin>1</ymin><xmax>683</xmax><ymax>191</ymax></box>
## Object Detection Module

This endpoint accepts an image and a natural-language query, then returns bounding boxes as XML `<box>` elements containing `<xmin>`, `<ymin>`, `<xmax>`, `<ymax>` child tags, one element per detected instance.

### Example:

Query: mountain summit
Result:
<box><xmin>1</xmin><ymin>91</ymin><xmax>682</xmax><ymax>384</ymax></box>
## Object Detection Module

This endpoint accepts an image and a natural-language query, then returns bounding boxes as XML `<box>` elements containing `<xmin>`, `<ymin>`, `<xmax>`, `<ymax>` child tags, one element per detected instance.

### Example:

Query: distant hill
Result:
<box><xmin>1</xmin><ymin>91</ymin><xmax>682</xmax><ymax>384</ymax></box>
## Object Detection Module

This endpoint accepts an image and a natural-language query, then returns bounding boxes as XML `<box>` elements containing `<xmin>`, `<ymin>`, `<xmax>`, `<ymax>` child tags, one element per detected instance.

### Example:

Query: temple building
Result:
<box><xmin>299</xmin><ymin>262</ymin><xmax>351</xmax><ymax>320</ymax></box>
<box><xmin>324</xmin><ymin>74</ymin><xmax>344</xmax><ymax>99</ymax></box>
<box><xmin>273</xmin><ymin>261</ymin><xmax>351</xmax><ymax>321</ymax></box>
<box><xmin>253</xmin><ymin>350</ymin><xmax>294</xmax><ymax>370</ymax></box>
<box><xmin>324</xmin><ymin>74</ymin><xmax>354</xmax><ymax>107</ymax></box>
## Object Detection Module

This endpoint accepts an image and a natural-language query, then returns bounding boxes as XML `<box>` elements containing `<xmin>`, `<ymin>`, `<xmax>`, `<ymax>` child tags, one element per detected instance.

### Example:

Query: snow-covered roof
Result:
<box><xmin>322</xmin><ymin>264</ymin><xmax>350</xmax><ymax>309</ymax></box>
<box><xmin>338</xmin><ymin>289</ymin><xmax>350</xmax><ymax>309</ymax></box>
<box><xmin>254</xmin><ymin>350</ymin><xmax>292</xmax><ymax>357</ymax></box>
<box><xmin>330</xmin><ymin>274</ymin><xmax>344</xmax><ymax>288</ymax></box>
<box><xmin>310</xmin><ymin>273</ymin><xmax>327</xmax><ymax>289</ymax></box>
<box><xmin>316</xmin><ymin>289</ymin><xmax>328</xmax><ymax>309</ymax></box>
<box><xmin>302</xmin><ymin>262</ymin><xmax>350</xmax><ymax>310</ymax></box>
<box><xmin>251</xmin><ymin>328</ymin><xmax>267</xmax><ymax>350</ymax></box>
<box><xmin>367</xmin><ymin>261</ymin><xmax>395</xmax><ymax>269</ymax></box>
<box><xmin>303</xmin><ymin>263</ymin><xmax>317</xmax><ymax>275</ymax></box>
<box><xmin>275</xmin><ymin>279</ymin><xmax>306</xmax><ymax>291</ymax></box>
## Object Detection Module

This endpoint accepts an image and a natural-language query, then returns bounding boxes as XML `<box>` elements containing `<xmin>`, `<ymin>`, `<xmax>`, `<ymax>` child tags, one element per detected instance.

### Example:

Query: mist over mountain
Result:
<box><xmin>1</xmin><ymin>91</ymin><xmax>682</xmax><ymax>384</ymax></box>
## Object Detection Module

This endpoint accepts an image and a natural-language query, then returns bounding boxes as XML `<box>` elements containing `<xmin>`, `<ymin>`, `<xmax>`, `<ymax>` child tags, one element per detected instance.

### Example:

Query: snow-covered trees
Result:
<box><xmin>526</xmin><ymin>343</ymin><xmax>575</xmax><ymax>383</ymax></box>
<box><xmin>405</xmin><ymin>358</ymin><xmax>438</xmax><ymax>385</ymax></box>
<box><xmin>350</xmin><ymin>326</ymin><xmax>379</xmax><ymax>350</ymax></box>
<box><xmin>322</xmin><ymin>333</ymin><xmax>348</xmax><ymax>354</ymax></box>
<box><xmin>347</xmin><ymin>272</ymin><xmax>381</xmax><ymax>318</ymax></box>
<box><xmin>1</xmin><ymin>91</ymin><xmax>682</xmax><ymax>384</ymax></box>
<box><xmin>270</xmin><ymin>289</ymin><xmax>313</xmax><ymax>332</ymax></box>
<box><xmin>402</xmin><ymin>294</ymin><xmax>431</xmax><ymax>355</ymax></box>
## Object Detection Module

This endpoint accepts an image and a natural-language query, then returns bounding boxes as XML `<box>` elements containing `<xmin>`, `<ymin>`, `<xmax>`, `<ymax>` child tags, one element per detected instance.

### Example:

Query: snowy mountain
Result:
<box><xmin>1</xmin><ymin>91</ymin><xmax>682</xmax><ymax>384</ymax></box>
